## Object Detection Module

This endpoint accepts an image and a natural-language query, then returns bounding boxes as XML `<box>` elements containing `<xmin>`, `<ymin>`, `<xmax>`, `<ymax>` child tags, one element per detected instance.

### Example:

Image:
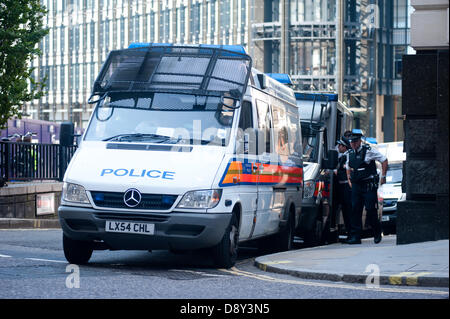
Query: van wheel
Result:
<box><xmin>212</xmin><ymin>213</ymin><xmax>239</xmax><ymax>269</ymax></box>
<box><xmin>304</xmin><ymin>203</ymin><xmax>325</xmax><ymax>247</ymax></box>
<box><xmin>304</xmin><ymin>218</ymin><xmax>323</xmax><ymax>247</ymax></box>
<box><xmin>63</xmin><ymin>234</ymin><xmax>93</xmax><ymax>264</ymax></box>
<box><xmin>321</xmin><ymin>219</ymin><xmax>338</xmax><ymax>244</ymax></box>
<box><xmin>273</xmin><ymin>212</ymin><xmax>294</xmax><ymax>252</ymax></box>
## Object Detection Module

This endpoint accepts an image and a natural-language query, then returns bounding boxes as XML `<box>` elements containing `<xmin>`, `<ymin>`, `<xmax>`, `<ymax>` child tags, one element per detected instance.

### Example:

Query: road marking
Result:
<box><xmin>264</xmin><ymin>260</ymin><xmax>292</xmax><ymax>265</ymax></box>
<box><xmin>170</xmin><ymin>269</ymin><xmax>228</xmax><ymax>278</ymax></box>
<box><xmin>236</xmin><ymin>257</ymin><xmax>255</xmax><ymax>266</ymax></box>
<box><xmin>219</xmin><ymin>266</ymin><xmax>448</xmax><ymax>296</ymax></box>
<box><xmin>25</xmin><ymin>258</ymin><xmax>67</xmax><ymax>264</ymax></box>
<box><xmin>389</xmin><ymin>272</ymin><xmax>415</xmax><ymax>285</ymax></box>
<box><xmin>389</xmin><ymin>271</ymin><xmax>435</xmax><ymax>286</ymax></box>
<box><xmin>0</xmin><ymin>254</ymin><xmax>12</xmax><ymax>258</ymax></box>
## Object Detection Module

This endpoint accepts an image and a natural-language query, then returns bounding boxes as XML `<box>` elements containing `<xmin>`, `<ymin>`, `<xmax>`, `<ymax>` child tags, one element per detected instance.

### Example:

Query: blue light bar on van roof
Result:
<box><xmin>294</xmin><ymin>92</ymin><xmax>338</xmax><ymax>102</ymax></box>
<box><xmin>128</xmin><ymin>42</ymin><xmax>172</xmax><ymax>49</ymax></box>
<box><xmin>128</xmin><ymin>43</ymin><xmax>247</xmax><ymax>54</ymax></box>
<box><xmin>266</xmin><ymin>73</ymin><xmax>292</xmax><ymax>85</ymax></box>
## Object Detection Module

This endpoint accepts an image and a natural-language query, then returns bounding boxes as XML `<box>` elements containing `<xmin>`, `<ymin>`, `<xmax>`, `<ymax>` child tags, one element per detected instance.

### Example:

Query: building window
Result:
<box><xmin>60</xmin><ymin>26</ymin><xmax>65</xmax><ymax>52</ymax></box>
<box><xmin>120</xmin><ymin>16</ymin><xmax>125</xmax><ymax>47</ymax></box>
<box><xmin>394</xmin><ymin>0</ymin><xmax>408</xmax><ymax>28</ymax></box>
<box><xmin>60</xmin><ymin>65</ymin><xmax>65</xmax><ymax>92</ymax></box>
<box><xmin>99</xmin><ymin>21</ymin><xmax>104</xmax><ymax>51</ymax></box>
<box><xmin>219</xmin><ymin>0</ymin><xmax>230</xmax><ymax>44</ymax></box>
<box><xmin>83</xmin><ymin>24</ymin><xmax>87</xmax><ymax>51</ymax></box>
<box><xmin>105</xmin><ymin>19</ymin><xmax>110</xmax><ymax>51</ymax></box>
<box><xmin>163</xmin><ymin>8</ymin><xmax>170</xmax><ymax>42</ymax></box>
<box><xmin>190</xmin><ymin>1</ymin><xmax>201</xmax><ymax>43</ymax></box>
<box><xmin>83</xmin><ymin>63</ymin><xmax>87</xmax><ymax>91</ymax></box>
<box><xmin>90</xmin><ymin>21</ymin><xmax>95</xmax><ymax>50</ymax></box>
<box><xmin>150</xmin><ymin>11</ymin><xmax>155</xmax><ymax>42</ymax></box>
<box><xmin>240</xmin><ymin>0</ymin><xmax>246</xmax><ymax>45</ymax></box>
<box><xmin>210</xmin><ymin>0</ymin><xmax>215</xmax><ymax>43</ymax></box>
<box><xmin>179</xmin><ymin>5</ymin><xmax>185</xmax><ymax>43</ymax></box>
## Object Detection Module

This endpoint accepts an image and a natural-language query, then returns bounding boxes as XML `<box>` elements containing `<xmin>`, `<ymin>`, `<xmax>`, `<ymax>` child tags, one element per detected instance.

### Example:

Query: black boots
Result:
<box><xmin>374</xmin><ymin>233</ymin><xmax>382</xmax><ymax>244</ymax></box>
<box><xmin>345</xmin><ymin>237</ymin><xmax>361</xmax><ymax>244</ymax></box>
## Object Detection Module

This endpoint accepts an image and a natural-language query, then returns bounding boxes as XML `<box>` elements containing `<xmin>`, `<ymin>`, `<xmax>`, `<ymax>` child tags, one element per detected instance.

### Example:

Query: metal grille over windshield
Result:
<box><xmin>91</xmin><ymin>45</ymin><xmax>252</xmax><ymax>101</ymax></box>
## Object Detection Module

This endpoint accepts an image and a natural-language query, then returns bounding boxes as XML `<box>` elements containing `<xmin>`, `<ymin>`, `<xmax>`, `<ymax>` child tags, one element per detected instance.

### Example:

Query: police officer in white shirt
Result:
<box><xmin>345</xmin><ymin>130</ymin><xmax>388</xmax><ymax>244</ymax></box>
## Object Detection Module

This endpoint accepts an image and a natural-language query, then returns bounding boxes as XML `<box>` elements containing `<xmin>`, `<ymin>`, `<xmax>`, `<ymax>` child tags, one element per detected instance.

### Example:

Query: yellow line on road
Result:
<box><xmin>219</xmin><ymin>266</ymin><xmax>448</xmax><ymax>296</ymax></box>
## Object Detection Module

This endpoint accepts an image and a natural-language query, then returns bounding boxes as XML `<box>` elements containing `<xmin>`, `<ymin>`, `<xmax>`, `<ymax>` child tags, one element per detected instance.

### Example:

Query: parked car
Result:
<box><xmin>375</xmin><ymin>142</ymin><xmax>405</xmax><ymax>235</ymax></box>
<box><xmin>378</xmin><ymin>161</ymin><xmax>404</xmax><ymax>234</ymax></box>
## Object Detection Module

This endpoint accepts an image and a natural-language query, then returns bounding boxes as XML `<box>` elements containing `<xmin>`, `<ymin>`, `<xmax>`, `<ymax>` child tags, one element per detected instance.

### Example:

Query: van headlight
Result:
<box><xmin>177</xmin><ymin>189</ymin><xmax>222</xmax><ymax>209</ymax></box>
<box><xmin>303</xmin><ymin>180</ymin><xmax>316</xmax><ymax>199</ymax></box>
<box><xmin>62</xmin><ymin>182</ymin><xmax>90</xmax><ymax>205</ymax></box>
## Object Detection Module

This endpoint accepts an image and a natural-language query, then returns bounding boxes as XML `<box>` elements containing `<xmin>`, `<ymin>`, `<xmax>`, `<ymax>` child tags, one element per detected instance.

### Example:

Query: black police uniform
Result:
<box><xmin>347</xmin><ymin>143</ymin><xmax>382</xmax><ymax>244</ymax></box>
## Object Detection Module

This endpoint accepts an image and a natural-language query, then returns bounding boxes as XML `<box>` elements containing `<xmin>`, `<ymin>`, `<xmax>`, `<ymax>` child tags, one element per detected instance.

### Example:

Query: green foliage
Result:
<box><xmin>0</xmin><ymin>0</ymin><xmax>48</xmax><ymax>129</ymax></box>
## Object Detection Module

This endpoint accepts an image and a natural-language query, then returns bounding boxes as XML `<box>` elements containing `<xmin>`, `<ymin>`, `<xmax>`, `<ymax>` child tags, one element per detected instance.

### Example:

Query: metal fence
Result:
<box><xmin>0</xmin><ymin>141</ymin><xmax>77</xmax><ymax>183</ymax></box>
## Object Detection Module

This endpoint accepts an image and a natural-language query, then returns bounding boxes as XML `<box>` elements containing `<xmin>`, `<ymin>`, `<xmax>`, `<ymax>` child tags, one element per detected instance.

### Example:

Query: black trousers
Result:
<box><xmin>335</xmin><ymin>182</ymin><xmax>352</xmax><ymax>235</ymax></box>
<box><xmin>350</xmin><ymin>180</ymin><xmax>382</xmax><ymax>239</ymax></box>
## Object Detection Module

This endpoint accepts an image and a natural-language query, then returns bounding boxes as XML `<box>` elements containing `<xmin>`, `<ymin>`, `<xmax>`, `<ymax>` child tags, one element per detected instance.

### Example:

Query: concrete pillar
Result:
<box><xmin>397</xmin><ymin>0</ymin><xmax>449</xmax><ymax>244</ymax></box>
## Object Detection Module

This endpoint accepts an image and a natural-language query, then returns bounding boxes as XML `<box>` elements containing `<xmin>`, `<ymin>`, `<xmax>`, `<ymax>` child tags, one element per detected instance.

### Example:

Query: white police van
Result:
<box><xmin>59</xmin><ymin>44</ymin><xmax>303</xmax><ymax>268</ymax></box>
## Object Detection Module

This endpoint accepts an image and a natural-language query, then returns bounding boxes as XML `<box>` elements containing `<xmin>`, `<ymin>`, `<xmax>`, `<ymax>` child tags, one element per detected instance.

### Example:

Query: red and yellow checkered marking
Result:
<box><xmin>219</xmin><ymin>160</ymin><xmax>303</xmax><ymax>187</ymax></box>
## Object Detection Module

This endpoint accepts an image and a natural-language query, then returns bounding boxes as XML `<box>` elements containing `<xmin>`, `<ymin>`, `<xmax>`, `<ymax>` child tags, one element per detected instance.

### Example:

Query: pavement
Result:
<box><xmin>0</xmin><ymin>218</ymin><xmax>60</xmax><ymax>229</ymax></box>
<box><xmin>255</xmin><ymin>235</ymin><xmax>449</xmax><ymax>288</ymax></box>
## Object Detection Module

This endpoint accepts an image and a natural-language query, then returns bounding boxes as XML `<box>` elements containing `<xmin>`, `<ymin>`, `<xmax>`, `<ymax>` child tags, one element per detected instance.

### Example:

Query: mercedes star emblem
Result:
<box><xmin>123</xmin><ymin>188</ymin><xmax>142</xmax><ymax>208</ymax></box>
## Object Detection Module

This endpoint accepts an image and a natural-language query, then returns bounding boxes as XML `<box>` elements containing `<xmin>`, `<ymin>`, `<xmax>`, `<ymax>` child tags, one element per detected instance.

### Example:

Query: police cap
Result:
<box><xmin>337</xmin><ymin>136</ymin><xmax>351</xmax><ymax>148</ymax></box>
<box><xmin>349</xmin><ymin>129</ymin><xmax>364</xmax><ymax>142</ymax></box>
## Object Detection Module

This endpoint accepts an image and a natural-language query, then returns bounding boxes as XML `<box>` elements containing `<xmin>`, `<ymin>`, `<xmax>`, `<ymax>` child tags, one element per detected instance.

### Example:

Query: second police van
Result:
<box><xmin>58</xmin><ymin>44</ymin><xmax>303</xmax><ymax>268</ymax></box>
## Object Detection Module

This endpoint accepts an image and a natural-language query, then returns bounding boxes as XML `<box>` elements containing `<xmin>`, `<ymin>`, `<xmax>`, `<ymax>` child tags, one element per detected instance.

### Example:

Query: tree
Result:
<box><xmin>0</xmin><ymin>0</ymin><xmax>48</xmax><ymax>129</ymax></box>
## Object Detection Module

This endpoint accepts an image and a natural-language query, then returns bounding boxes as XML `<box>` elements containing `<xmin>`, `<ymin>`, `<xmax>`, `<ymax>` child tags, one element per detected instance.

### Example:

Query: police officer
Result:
<box><xmin>333</xmin><ymin>136</ymin><xmax>352</xmax><ymax>242</ymax></box>
<box><xmin>345</xmin><ymin>131</ymin><xmax>388</xmax><ymax>244</ymax></box>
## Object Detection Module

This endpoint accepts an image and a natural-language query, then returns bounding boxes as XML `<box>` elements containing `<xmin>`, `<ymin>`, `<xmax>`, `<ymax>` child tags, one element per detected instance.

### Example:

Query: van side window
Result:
<box><xmin>256</xmin><ymin>99</ymin><xmax>272</xmax><ymax>153</ymax></box>
<box><xmin>238</xmin><ymin>101</ymin><xmax>253</xmax><ymax>131</ymax></box>
<box><xmin>271</xmin><ymin>104</ymin><xmax>289</xmax><ymax>157</ymax></box>
<box><xmin>287</xmin><ymin>113</ymin><xmax>301</xmax><ymax>156</ymax></box>
<box><xmin>236</xmin><ymin>101</ymin><xmax>255</xmax><ymax>155</ymax></box>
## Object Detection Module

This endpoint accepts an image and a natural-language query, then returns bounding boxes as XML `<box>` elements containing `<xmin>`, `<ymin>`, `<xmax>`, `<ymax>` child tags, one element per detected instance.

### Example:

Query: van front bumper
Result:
<box><xmin>58</xmin><ymin>205</ymin><xmax>231</xmax><ymax>251</ymax></box>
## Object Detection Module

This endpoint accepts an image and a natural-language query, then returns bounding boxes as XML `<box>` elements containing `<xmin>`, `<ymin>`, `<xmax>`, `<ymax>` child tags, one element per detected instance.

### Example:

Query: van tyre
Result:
<box><xmin>304</xmin><ymin>203</ymin><xmax>324</xmax><ymax>247</ymax></box>
<box><xmin>212</xmin><ymin>213</ymin><xmax>239</xmax><ymax>269</ymax></box>
<box><xmin>304</xmin><ymin>219</ymin><xmax>322</xmax><ymax>247</ymax></box>
<box><xmin>321</xmin><ymin>219</ymin><xmax>338</xmax><ymax>244</ymax></box>
<box><xmin>273</xmin><ymin>213</ymin><xmax>294</xmax><ymax>252</ymax></box>
<box><xmin>63</xmin><ymin>234</ymin><xmax>93</xmax><ymax>264</ymax></box>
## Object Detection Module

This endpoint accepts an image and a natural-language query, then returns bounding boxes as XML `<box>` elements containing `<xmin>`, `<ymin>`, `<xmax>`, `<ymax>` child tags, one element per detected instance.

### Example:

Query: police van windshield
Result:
<box><xmin>84</xmin><ymin>92</ymin><xmax>235</xmax><ymax>146</ymax></box>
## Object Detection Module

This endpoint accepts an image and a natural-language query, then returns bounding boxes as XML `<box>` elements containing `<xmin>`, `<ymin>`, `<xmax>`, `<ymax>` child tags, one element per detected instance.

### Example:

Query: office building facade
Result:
<box><xmin>28</xmin><ymin>0</ymin><xmax>410</xmax><ymax>142</ymax></box>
